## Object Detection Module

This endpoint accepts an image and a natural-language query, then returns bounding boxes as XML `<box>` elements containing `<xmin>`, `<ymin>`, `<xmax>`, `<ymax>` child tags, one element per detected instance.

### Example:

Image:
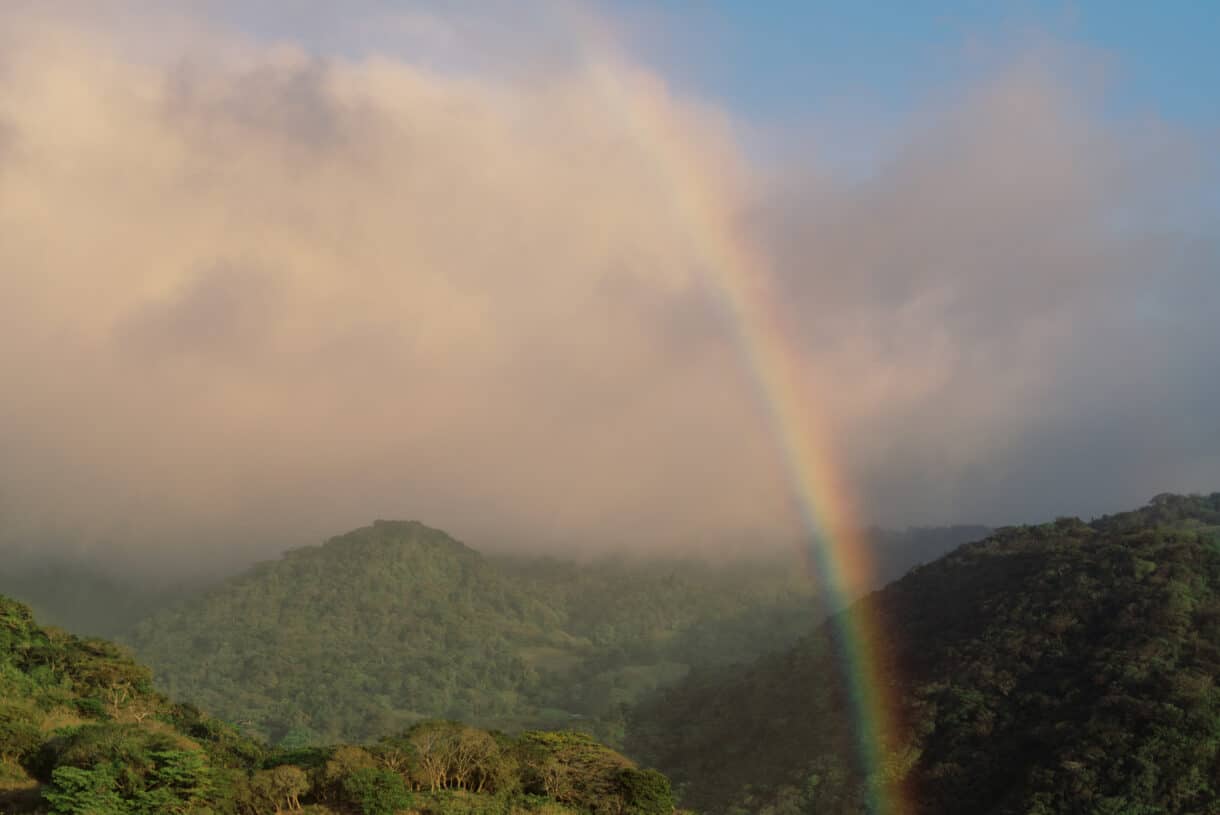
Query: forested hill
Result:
<box><xmin>121</xmin><ymin>521</ymin><xmax>983</xmax><ymax>748</ymax></box>
<box><xmin>0</xmin><ymin>594</ymin><xmax>680</xmax><ymax>814</ymax></box>
<box><xmin>628</xmin><ymin>493</ymin><xmax>1220</xmax><ymax>815</ymax></box>
<box><xmin>123</xmin><ymin>521</ymin><xmax>818</xmax><ymax>747</ymax></box>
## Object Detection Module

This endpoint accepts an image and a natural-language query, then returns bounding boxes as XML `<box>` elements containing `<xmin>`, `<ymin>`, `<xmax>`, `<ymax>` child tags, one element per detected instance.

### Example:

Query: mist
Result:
<box><xmin>0</xmin><ymin>3</ymin><xmax>1216</xmax><ymax>570</ymax></box>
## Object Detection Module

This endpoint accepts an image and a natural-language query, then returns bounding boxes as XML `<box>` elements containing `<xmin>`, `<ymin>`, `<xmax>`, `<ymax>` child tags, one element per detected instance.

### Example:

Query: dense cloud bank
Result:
<box><xmin>0</xmin><ymin>4</ymin><xmax>1215</xmax><ymax>565</ymax></box>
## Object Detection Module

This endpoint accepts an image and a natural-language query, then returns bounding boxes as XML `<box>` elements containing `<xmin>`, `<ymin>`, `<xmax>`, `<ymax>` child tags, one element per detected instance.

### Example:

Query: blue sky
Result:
<box><xmin>609</xmin><ymin>1</ymin><xmax>1218</xmax><ymax>125</ymax></box>
<box><xmin>218</xmin><ymin>1</ymin><xmax>1217</xmax><ymax>180</ymax></box>
<box><xmin>221</xmin><ymin>2</ymin><xmax>1217</xmax><ymax>127</ymax></box>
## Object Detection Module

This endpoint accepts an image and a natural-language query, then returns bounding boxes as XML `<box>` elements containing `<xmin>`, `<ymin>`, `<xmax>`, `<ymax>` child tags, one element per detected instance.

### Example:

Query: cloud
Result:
<box><xmin>0</xmin><ymin>4</ymin><xmax>1214</xmax><ymax>567</ymax></box>
<box><xmin>755</xmin><ymin>46</ymin><xmax>1217</xmax><ymax>525</ymax></box>
<box><xmin>0</xmin><ymin>4</ymin><xmax>787</xmax><ymax>564</ymax></box>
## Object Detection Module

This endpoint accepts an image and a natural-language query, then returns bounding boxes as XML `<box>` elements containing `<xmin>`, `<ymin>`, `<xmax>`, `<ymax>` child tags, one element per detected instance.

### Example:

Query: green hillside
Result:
<box><xmin>122</xmin><ymin>521</ymin><xmax>983</xmax><ymax>748</ymax></box>
<box><xmin>122</xmin><ymin>521</ymin><xmax>821</xmax><ymax>747</ymax></box>
<box><xmin>0</xmin><ymin>593</ymin><xmax>679</xmax><ymax>814</ymax></box>
<box><xmin>628</xmin><ymin>493</ymin><xmax>1220</xmax><ymax>814</ymax></box>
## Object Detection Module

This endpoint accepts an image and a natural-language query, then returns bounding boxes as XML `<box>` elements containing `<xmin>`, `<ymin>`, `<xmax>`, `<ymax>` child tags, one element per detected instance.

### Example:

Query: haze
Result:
<box><xmin>1</xmin><ymin>2</ymin><xmax>1216</xmax><ymax>569</ymax></box>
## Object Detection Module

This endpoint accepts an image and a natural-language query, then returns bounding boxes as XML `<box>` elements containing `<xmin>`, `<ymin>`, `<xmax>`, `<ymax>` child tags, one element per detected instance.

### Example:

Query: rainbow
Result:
<box><xmin>583</xmin><ymin>56</ymin><xmax>909</xmax><ymax>814</ymax></box>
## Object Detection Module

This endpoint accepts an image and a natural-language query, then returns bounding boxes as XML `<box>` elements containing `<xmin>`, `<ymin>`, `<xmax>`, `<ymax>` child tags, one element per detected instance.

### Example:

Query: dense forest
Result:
<box><xmin>628</xmin><ymin>493</ymin><xmax>1220</xmax><ymax>814</ymax></box>
<box><xmin>0</xmin><ymin>593</ymin><xmax>681</xmax><ymax>814</ymax></box>
<box><xmin>5</xmin><ymin>496</ymin><xmax>1220</xmax><ymax>813</ymax></box>
<box><xmin>108</xmin><ymin>521</ymin><xmax>982</xmax><ymax>747</ymax></box>
<box><xmin>123</xmin><ymin>521</ymin><xmax>815</xmax><ymax>747</ymax></box>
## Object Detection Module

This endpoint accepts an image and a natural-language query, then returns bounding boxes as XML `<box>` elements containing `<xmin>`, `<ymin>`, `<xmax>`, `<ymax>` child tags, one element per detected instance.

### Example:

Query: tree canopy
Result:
<box><xmin>629</xmin><ymin>493</ymin><xmax>1220</xmax><ymax>814</ymax></box>
<box><xmin>0</xmin><ymin>593</ymin><xmax>679</xmax><ymax>814</ymax></box>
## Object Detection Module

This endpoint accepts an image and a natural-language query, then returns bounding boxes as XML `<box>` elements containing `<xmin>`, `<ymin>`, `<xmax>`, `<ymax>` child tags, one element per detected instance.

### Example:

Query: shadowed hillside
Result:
<box><xmin>628</xmin><ymin>493</ymin><xmax>1220</xmax><ymax>814</ymax></box>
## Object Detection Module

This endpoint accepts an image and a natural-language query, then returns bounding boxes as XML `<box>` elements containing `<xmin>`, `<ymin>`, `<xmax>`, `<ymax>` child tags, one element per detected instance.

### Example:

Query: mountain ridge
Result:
<box><xmin>628</xmin><ymin>493</ymin><xmax>1220</xmax><ymax>814</ymax></box>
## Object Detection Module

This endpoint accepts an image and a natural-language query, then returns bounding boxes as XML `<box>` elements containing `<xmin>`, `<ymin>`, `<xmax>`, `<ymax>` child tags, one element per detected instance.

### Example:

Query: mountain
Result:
<box><xmin>627</xmin><ymin>493</ymin><xmax>1220</xmax><ymax>814</ymax></box>
<box><xmin>121</xmin><ymin>521</ymin><xmax>820</xmax><ymax>747</ymax></box>
<box><xmin>0</xmin><ymin>593</ymin><xmax>680</xmax><ymax>814</ymax></box>
<box><xmin>120</xmin><ymin>521</ymin><xmax>984</xmax><ymax>748</ymax></box>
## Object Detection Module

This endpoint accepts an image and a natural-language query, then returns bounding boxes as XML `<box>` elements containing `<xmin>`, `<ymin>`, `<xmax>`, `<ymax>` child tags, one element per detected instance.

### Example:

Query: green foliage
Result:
<box><xmin>514</xmin><ymin>730</ymin><xmax>656</xmax><ymax>814</ymax></box>
<box><xmin>40</xmin><ymin>748</ymin><xmax>210</xmax><ymax>815</ymax></box>
<box><xmin>617</xmin><ymin>767</ymin><xmax>675</xmax><ymax>814</ymax></box>
<box><xmin>37</xmin><ymin>724</ymin><xmax>213</xmax><ymax>814</ymax></box>
<box><xmin>342</xmin><ymin>766</ymin><xmax>413</xmax><ymax>815</ymax></box>
<box><xmin>44</xmin><ymin>765</ymin><xmax>126</xmax><ymax>815</ymax></box>
<box><xmin>142</xmin><ymin>749</ymin><xmax>211</xmax><ymax>813</ymax></box>
<box><xmin>0</xmin><ymin>703</ymin><xmax>42</xmax><ymax>762</ymax></box>
<box><xmin>0</xmin><ymin>592</ymin><xmax>678</xmax><ymax>814</ymax></box>
<box><xmin>630</xmin><ymin>493</ymin><xmax>1220</xmax><ymax>814</ymax></box>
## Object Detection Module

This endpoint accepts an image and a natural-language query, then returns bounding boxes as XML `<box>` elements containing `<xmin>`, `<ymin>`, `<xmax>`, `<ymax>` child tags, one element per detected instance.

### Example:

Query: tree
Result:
<box><xmin>44</xmin><ymin>765</ymin><xmax>126</xmax><ymax>815</ymax></box>
<box><xmin>317</xmin><ymin>744</ymin><xmax>377</xmax><ymax>803</ymax></box>
<box><xmin>618</xmin><ymin>767</ymin><xmax>676</xmax><ymax>815</ymax></box>
<box><xmin>409</xmin><ymin>721</ymin><xmax>465</xmax><ymax>791</ymax></box>
<box><xmin>372</xmin><ymin>734</ymin><xmax>418</xmax><ymax>779</ymax></box>
<box><xmin>139</xmin><ymin>749</ymin><xmax>211</xmax><ymax>814</ymax></box>
<box><xmin>451</xmin><ymin>726</ymin><xmax>501</xmax><ymax>792</ymax></box>
<box><xmin>341</xmin><ymin>767</ymin><xmax>412</xmax><ymax>815</ymax></box>
<box><xmin>0</xmin><ymin>703</ymin><xmax>41</xmax><ymax>763</ymax></box>
<box><xmin>249</xmin><ymin>765</ymin><xmax>309</xmax><ymax>812</ymax></box>
<box><xmin>517</xmin><ymin>730</ymin><xmax>636</xmax><ymax>814</ymax></box>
